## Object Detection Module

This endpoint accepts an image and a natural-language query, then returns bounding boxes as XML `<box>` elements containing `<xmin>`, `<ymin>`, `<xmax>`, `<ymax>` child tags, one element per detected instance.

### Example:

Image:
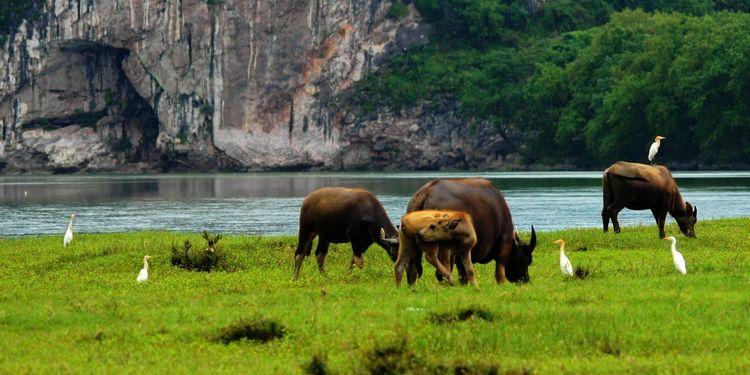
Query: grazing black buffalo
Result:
<box><xmin>602</xmin><ymin>161</ymin><xmax>697</xmax><ymax>238</ymax></box>
<box><xmin>293</xmin><ymin>187</ymin><xmax>399</xmax><ymax>279</ymax></box>
<box><xmin>405</xmin><ymin>178</ymin><xmax>537</xmax><ymax>284</ymax></box>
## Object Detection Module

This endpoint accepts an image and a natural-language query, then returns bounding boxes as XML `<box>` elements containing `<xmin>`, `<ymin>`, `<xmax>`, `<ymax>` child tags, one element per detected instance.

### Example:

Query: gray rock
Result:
<box><xmin>0</xmin><ymin>1</ymin><xmax>521</xmax><ymax>172</ymax></box>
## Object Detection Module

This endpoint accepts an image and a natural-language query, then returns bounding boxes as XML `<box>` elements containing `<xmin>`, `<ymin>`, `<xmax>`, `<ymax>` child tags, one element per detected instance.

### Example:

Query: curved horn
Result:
<box><xmin>527</xmin><ymin>226</ymin><xmax>537</xmax><ymax>253</ymax></box>
<box><xmin>383</xmin><ymin>237</ymin><xmax>399</xmax><ymax>245</ymax></box>
<box><xmin>380</xmin><ymin>228</ymin><xmax>398</xmax><ymax>244</ymax></box>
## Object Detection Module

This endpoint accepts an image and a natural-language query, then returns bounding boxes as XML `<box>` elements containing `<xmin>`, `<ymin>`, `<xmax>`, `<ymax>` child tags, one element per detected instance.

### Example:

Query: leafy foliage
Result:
<box><xmin>388</xmin><ymin>1</ymin><xmax>410</xmax><ymax>19</ymax></box>
<box><xmin>354</xmin><ymin>1</ymin><xmax>750</xmax><ymax>167</ymax></box>
<box><xmin>170</xmin><ymin>231</ymin><xmax>227</xmax><ymax>272</ymax></box>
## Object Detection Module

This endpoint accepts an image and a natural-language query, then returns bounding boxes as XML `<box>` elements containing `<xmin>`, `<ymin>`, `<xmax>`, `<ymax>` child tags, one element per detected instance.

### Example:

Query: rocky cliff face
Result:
<box><xmin>0</xmin><ymin>0</ymin><xmax>519</xmax><ymax>172</ymax></box>
<box><xmin>340</xmin><ymin>97</ymin><xmax>523</xmax><ymax>170</ymax></box>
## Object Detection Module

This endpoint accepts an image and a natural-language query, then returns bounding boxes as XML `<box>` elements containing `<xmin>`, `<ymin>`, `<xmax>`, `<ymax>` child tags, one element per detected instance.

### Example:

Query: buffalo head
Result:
<box><xmin>379</xmin><ymin>228</ymin><xmax>400</xmax><ymax>261</ymax></box>
<box><xmin>675</xmin><ymin>202</ymin><xmax>697</xmax><ymax>238</ymax></box>
<box><xmin>507</xmin><ymin>226</ymin><xmax>537</xmax><ymax>283</ymax></box>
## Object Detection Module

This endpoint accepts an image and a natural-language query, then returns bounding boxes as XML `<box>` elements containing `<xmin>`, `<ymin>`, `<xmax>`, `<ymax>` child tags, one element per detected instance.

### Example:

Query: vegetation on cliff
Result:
<box><xmin>357</xmin><ymin>0</ymin><xmax>750</xmax><ymax>167</ymax></box>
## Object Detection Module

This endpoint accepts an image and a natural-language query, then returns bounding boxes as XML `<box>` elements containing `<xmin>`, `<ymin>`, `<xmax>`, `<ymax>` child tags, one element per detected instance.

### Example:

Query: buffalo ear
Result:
<box><xmin>448</xmin><ymin>219</ymin><xmax>461</xmax><ymax>230</ymax></box>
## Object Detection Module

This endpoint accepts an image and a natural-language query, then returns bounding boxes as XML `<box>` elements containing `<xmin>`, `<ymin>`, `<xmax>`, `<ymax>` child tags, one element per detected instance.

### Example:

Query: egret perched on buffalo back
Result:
<box><xmin>553</xmin><ymin>239</ymin><xmax>574</xmax><ymax>277</ymax></box>
<box><xmin>648</xmin><ymin>136</ymin><xmax>666</xmax><ymax>165</ymax></box>
<box><xmin>63</xmin><ymin>214</ymin><xmax>76</xmax><ymax>247</ymax></box>
<box><xmin>137</xmin><ymin>255</ymin><xmax>152</xmax><ymax>283</ymax></box>
<box><xmin>663</xmin><ymin>236</ymin><xmax>686</xmax><ymax>274</ymax></box>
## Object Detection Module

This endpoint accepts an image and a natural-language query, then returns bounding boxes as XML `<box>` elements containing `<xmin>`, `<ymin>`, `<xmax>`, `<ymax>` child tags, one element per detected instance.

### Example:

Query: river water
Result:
<box><xmin>1</xmin><ymin>172</ymin><xmax>749</xmax><ymax>237</ymax></box>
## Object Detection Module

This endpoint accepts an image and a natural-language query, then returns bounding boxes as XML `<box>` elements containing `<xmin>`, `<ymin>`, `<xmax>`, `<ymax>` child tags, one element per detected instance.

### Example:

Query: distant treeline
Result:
<box><xmin>355</xmin><ymin>0</ymin><xmax>750</xmax><ymax>167</ymax></box>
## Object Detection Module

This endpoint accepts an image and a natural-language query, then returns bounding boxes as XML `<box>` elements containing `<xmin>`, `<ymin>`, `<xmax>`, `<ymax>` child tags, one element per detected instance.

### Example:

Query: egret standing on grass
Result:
<box><xmin>663</xmin><ymin>236</ymin><xmax>687</xmax><ymax>275</ymax></box>
<box><xmin>63</xmin><ymin>214</ymin><xmax>76</xmax><ymax>247</ymax></box>
<box><xmin>137</xmin><ymin>255</ymin><xmax>152</xmax><ymax>283</ymax></box>
<box><xmin>648</xmin><ymin>136</ymin><xmax>666</xmax><ymax>165</ymax></box>
<box><xmin>553</xmin><ymin>239</ymin><xmax>574</xmax><ymax>277</ymax></box>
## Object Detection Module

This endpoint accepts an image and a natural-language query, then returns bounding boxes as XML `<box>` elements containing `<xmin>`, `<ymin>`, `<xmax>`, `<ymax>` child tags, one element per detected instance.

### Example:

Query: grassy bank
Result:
<box><xmin>1</xmin><ymin>218</ymin><xmax>749</xmax><ymax>373</ymax></box>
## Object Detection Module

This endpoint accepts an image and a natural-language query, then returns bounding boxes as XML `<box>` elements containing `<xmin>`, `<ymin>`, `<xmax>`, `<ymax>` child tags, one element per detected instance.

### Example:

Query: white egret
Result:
<box><xmin>648</xmin><ymin>136</ymin><xmax>666</xmax><ymax>164</ymax></box>
<box><xmin>137</xmin><ymin>255</ymin><xmax>152</xmax><ymax>283</ymax></box>
<box><xmin>663</xmin><ymin>236</ymin><xmax>687</xmax><ymax>275</ymax></box>
<box><xmin>63</xmin><ymin>214</ymin><xmax>76</xmax><ymax>247</ymax></box>
<box><xmin>553</xmin><ymin>239</ymin><xmax>574</xmax><ymax>277</ymax></box>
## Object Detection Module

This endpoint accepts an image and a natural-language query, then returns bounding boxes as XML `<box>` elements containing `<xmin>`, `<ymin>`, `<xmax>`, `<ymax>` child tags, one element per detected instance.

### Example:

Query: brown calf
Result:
<box><xmin>389</xmin><ymin>210</ymin><xmax>478</xmax><ymax>287</ymax></box>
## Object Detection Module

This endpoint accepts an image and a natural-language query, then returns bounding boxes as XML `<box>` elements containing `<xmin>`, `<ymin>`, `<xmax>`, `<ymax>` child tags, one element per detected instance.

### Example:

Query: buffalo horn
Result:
<box><xmin>380</xmin><ymin>228</ymin><xmax>399</xmax><ymax>244</ymax></box>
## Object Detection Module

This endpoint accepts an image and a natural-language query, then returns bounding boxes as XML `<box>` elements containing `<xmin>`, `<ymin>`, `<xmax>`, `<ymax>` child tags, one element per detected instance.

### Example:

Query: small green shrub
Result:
<box><xmin>388</xmin><ymin>1</ymin><xmax>409</xmax><ymax>19</ymax></box>
<box><xmin>170</xmin><ymin>231</ymin><xmax>227</xmax><ymax>272</ymax></box>
<box><xmin>429</xmin><ymin>306</ymin><xmax>494</xmax><ymax>324</ymax></box>
<box><xmin>362</xmin><ymin>338</ymin><xmax>418</xmax><ymax>375</ymax></box>
<box><xmin>302</xmin><ymin>354</ymin><xmax>330</xmax><ymax>375</ymax></box>
<box><xmin>216</xmin><ymin>317</ymin><xmax>286</xmax><ymax>344</ymax></box>
<box><xmin>574</xmin><ymin>265</ymin><xmax>591</xmax><ymax>280</ymax></box>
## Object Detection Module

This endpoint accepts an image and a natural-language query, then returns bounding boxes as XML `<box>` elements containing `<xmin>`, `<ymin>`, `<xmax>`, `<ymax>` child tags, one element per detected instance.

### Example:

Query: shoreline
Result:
<box><xmin>2</xmin><ymin>217</ymin><xmax>746</xmax><ymax>240</ymax></box>
<box><xmin>3</xmin><ymin>163</ymin><xmax>750</xmax><ymax>176</ymax></box>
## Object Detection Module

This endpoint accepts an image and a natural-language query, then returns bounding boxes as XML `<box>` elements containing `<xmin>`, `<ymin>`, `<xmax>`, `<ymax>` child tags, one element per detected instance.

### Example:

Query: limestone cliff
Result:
<box><xmin>0</xmin><ymin>0</ymin><xmax>518</xmax><ymax>172</ymax></box>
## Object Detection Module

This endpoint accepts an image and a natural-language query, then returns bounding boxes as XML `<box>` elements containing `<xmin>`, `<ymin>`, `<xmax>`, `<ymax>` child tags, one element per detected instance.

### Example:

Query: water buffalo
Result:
<box><xmin>390</xmin><ymin>210</ymin><xmax>478</xmax><ymax>287</ymax></box>
<box><xmin>404</xmin><ymin>178</ymin><xmax>537</xmax><ymax>284</ymax></box>
<box><xmin>602</xmin><ymin>161</ymin><xmax>697</xmax><ymax>238</ymax></box>
<box><xmin>293</xmin><ymin>187</ymin><xmax>399</xmax><ymax>279</ymax></box>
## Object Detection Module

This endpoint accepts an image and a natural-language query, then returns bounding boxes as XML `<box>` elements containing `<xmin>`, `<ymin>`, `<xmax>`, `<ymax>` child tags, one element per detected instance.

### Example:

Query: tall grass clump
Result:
<box><xmin>215</xmin><ymin>317</ymin><xmax>286</xmax><ymax>344</ymax></box>
<box><xmin>170</xmin><ymin>231</ymin><xmax>227</xmax><ymax>272</ymax></box>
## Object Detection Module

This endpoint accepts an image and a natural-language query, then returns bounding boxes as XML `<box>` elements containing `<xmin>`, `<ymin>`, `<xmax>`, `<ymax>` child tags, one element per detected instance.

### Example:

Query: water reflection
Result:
<box><xmin>1</xmin><ymin>172</ymin><xmax>748</xmax><ymax>236</ymax></box>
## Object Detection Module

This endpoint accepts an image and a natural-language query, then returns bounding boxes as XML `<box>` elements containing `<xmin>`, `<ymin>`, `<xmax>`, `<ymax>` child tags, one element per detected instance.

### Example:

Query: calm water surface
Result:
<box><xmin>1</xmin><ymin>172</ymin><xmax>749</xmax><ymax>237</ymax></box>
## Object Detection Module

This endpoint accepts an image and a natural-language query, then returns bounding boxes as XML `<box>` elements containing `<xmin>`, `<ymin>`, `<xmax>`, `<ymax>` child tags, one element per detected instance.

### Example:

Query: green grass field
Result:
<box><xmin>1</xmin><ymin>219</ymin><xmax>749</xmax><ymax>373</ymax></box>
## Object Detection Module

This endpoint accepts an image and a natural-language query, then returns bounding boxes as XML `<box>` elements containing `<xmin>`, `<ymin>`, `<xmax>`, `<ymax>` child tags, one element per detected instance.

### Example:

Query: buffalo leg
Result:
<box><xmin>435</xmin><ymin>246</ymin><xmax>454</xmax><ymax>282</ymax></box>
<box><xmin>602</xmin><ymin>207</ymin><xmax>610</xmax><ymax>232</ymax></box>
<box><xmin>652</xmin><ymin>209</ymin><xmax>667</xmax><ymax>238</ymax></box>
<box><xmin>607</xmin><ymin>203</ymin><xmax>625</xmax><ymax>234</ymax></box>
<box><xmin>454</xmin><ymin>252</ymin><xmax>470</xmax><ymax>285</ymax></box>
<box><xmin>315</xmin><ymin>238</ymin><xmax>331</xmax><ymax>274</ymax></box>
<box><xmin>293</xmin><ymin>230</ymin><xmax>316</xmax><ymax>279</ymax></box>
<box><xmin>457</xmin><ymin>245</ymin><xmax>478</xmax><ymax>288</ymax></box>
<box><xmin>495</xmin><ymin>262</ymin><xmax>507</xmax><ymax>284</ymax></box>
<box><xmin>349</xmin><ymin>239</ymin><xmax>369</xmax><ymax>271</ymax></box>
<box><xmin>406</xmin><ymin>252</ymin><xmax>422</xmax><ymax>286</ymax></box>
<box><xmin>495</xmin><ymin>241</ymin><xmax>512</xmax><ymax>284</ymax></box>
<box><xmin>394</xmin><ymin>232</ymin><xmax>415</xmax><ymax>286</ymax></box>
<box><xmin>422</xmin><ymin>242</ymin><xmax>454</xmax><ymax>285</ymax></box>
